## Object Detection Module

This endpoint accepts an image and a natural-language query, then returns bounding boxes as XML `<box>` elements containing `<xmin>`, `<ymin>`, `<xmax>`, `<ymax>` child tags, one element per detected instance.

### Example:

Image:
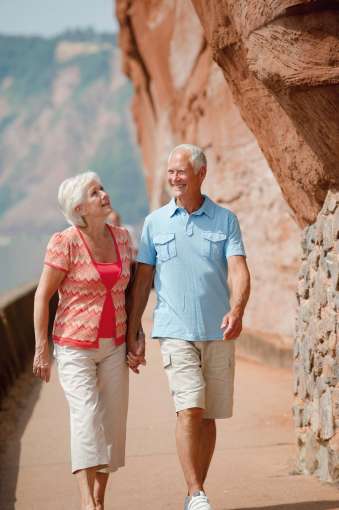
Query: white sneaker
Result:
<box><xmin>187</xmin><ymin>491</ymin><xmax>212</xmax><ymax>510</ymax></box>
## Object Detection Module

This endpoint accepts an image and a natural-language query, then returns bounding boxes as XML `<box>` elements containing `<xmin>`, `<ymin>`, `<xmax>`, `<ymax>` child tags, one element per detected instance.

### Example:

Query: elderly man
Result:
<box><xmin>127</xmin><ymin>144</ymin><xmax>250</xmax><ymax>510</ymax></box>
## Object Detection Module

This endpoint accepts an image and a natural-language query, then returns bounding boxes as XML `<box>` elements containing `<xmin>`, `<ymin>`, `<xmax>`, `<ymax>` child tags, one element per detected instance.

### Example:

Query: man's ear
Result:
<box><xmin>200</xmin><ymin>166</ymin><xmax>207</xmax><ymax>181</ymax></box>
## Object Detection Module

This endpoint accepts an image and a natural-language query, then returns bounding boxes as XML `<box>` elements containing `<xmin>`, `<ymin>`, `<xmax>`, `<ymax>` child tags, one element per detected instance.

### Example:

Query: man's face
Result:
<box><xmin>167</xmin><ymin>150</ymin><xmax>205</xmax><ymax>202</ymax></box>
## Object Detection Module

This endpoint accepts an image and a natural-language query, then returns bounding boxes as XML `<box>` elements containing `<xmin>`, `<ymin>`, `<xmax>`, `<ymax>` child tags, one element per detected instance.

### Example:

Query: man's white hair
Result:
<box><xmin>168</xmin><ymin>144</ymin><xmax>207</xmax><ymax>174</ymax></box>
<box><xmin>58</xmin><ymin>171</ymin><xmax>102</xmax><ymax>226</ymax></box>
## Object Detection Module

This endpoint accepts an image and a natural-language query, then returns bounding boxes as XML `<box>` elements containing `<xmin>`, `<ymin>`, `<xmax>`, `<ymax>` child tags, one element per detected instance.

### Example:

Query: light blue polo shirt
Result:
<box><xmin>137</xmin><ymin>195</ymin><xmax>246</xmax><ymax>341</ymax></box>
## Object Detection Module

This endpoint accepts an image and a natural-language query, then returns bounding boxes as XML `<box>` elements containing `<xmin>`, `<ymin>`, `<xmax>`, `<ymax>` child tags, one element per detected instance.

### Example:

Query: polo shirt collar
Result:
<box><xmin>168</xmin><ymin>195</ymin><xmax>215</xmax><ymax>218</ymax></box>
<box><xmin>168</xmin><ymin>198</ymin><xmax>179</xmax><ymax>217</ymax></box>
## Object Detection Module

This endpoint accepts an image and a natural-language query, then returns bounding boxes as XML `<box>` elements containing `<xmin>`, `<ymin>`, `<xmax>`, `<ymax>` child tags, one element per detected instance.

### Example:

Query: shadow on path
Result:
<box><xmin>227</xmin><ymin>501</ymin><xmax>339</xmax><ymax>510</ymax></box>
<box><xmin>0</xmin><ymin>366</ymin><xmax>43</xmax><ymax>510</ymax></box>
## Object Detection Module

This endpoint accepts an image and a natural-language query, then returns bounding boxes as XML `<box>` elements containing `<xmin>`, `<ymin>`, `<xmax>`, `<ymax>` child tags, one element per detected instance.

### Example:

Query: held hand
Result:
<box><xmin>127</xmin><ymin>331</ymin><xmax>146</xmax><ymax>374</ymax></box>
<box><xmin>127</xmin><ymin>352</ymin><xmax>146</xmax><ymax>374</ymax></box>
<box><xmin>220</xmin><ymin>310</ymin><xmax>243</xmax><ymax>340</ymax></box>
<box><xmin>33</xmin><ymin>345</ymin><xmax>51</xmax><ymax>382</ymax></box>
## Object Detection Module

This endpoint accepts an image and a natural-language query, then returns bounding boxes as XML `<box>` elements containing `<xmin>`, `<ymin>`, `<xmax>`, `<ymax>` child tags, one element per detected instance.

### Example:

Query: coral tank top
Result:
<box><xmin>94</xmin><ymin>260</ymin><xmax>122</xmax><ymax>340</ymax></box>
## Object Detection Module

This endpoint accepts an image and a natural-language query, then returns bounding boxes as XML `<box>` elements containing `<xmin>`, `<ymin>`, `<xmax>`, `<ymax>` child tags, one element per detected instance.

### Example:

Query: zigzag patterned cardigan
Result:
<box><xmin>44</xmin><ymin>224</ymin><xmax>131</xmax><ymax>348</ymax></box>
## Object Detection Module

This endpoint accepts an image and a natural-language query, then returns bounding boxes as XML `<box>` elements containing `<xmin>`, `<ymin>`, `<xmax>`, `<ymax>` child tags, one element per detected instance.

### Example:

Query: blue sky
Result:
<box><xmin>0</xmin><ymin>0</ymin><xmax>117</xmax><ymax>36</ymax></box>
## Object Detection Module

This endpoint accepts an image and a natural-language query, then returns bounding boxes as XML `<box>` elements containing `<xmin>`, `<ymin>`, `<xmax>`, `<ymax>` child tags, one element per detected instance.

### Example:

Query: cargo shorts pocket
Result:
<box><xmin>154</xmin><ymin>233</ymin><xmax>176</xmax><ymax>262</ymax></box>
<box><xmin>204</xmin><ymin>344</ymin><xmax>235</xmax><ymax>382</ymax></box>
<box><xmin>169</xmin><ymin>352</ymin><xmax>204</xmax><ymax>394</ymax></box>
<box><xmin>201</xmin><ymin>231</ymin><xmax>226</xmax><ymax>258</ymax></box>
<box><xmin>162</xmin><ymin>353</ymin><xmax>172</xmax><ymax>369</ymax></box>
<box><xmin>161</xmin><ymin>352</ymin><xmax>176</xmax><ymax>395</ymax></box>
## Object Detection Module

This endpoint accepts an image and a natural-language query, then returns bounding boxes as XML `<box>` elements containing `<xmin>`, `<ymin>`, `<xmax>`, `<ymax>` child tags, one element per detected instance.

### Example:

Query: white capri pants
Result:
<box><xmin>54</xmin><ymin>339</ymin><xmax>129</xmax><ymax>474</ymax></box>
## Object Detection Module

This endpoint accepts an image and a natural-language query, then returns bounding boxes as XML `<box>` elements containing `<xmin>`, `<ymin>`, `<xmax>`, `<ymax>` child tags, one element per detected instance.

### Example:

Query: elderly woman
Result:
<box><xmin>33</xmin><ymin>171</ymin><xmax>143</xmax><ymax>510</ymax></box>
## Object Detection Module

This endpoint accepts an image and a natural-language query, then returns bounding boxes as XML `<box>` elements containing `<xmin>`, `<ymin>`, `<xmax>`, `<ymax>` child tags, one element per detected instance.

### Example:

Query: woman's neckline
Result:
<box><xmin>94</xmin><ymin>260</ymin><xmax>120</xmax><ymax>266</ymax></box>
<box><xmin>76</xmin><ymin>224</ymin><xmax>122</xmax><ymax>265</ymax></box>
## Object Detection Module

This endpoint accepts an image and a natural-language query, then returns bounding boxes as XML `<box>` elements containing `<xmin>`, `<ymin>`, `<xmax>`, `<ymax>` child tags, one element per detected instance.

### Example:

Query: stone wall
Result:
<box><xmin>294</xmin><ymin>191</ymin><xmax>339</xmax><ymax>481</ymax></box>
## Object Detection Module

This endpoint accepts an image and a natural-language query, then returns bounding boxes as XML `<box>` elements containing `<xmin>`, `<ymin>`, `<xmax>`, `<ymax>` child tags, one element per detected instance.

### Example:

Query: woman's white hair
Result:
<box><xmin>58</xmin><ymin>171</ymin><xmax>102</xmax><ymax>226</ymax></box>
<box><xmin>168</xmin><ymin>144</ymin><xmax>207</xmax><ymax>174</ymax></box>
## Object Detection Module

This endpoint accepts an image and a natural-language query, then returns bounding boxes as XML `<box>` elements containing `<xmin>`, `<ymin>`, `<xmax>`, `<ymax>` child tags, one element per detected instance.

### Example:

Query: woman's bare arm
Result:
<box><xmin>33</xmin><ymin>265</ymin><xmax>66</xmax><ymax>382</ymax></box>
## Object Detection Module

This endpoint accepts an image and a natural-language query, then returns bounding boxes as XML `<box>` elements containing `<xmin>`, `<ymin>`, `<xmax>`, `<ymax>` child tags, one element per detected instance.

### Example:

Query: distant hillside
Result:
<box><xmin>0</xmin><ymin>29</ymin><xmax>148</xmax><ymax>236</ymax></box>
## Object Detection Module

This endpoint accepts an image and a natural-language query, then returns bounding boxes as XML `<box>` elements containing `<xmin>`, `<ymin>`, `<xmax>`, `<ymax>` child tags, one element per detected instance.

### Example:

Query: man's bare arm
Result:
<box><xmin>126</xmin><ymin>262</ymin><xmax>154</xmax><ymax>353</ymax></box>
<box><xmin>221</xmin><ymin>255</ymin><xmax>251</xmax><ymax>340</ymax></box>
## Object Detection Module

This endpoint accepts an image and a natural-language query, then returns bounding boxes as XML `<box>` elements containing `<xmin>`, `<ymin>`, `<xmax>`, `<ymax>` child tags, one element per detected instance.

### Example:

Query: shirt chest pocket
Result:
<box><xmin>154</xmin><ymin>233</ymin><xmax>177</xmax><ymax>263</ymax></box>
<box><xmin>201</xmin><ymin>231</ymin><xmax>227</xmax><ymax>258</ymax></box>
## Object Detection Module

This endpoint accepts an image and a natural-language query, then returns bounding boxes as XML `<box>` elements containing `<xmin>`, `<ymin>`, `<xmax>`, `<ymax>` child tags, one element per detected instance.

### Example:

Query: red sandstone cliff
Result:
<box><xmin>191</xmin><ymin>0</ymin><xmax>339</xmax><ymax>226</ymax></box>
<box><xmin>116</xmin><ymin>0</ymin><xmax>339</xmax><ymax>483</ymax></box>
<box><xmin>116</xmin><ymin>0</ymin><xmax>302</xmax><ymax>337</ymax></box>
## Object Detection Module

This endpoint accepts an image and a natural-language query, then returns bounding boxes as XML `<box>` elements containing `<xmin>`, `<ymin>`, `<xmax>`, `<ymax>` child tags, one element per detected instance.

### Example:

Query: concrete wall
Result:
<box><xmin>0</xmin><ymin>284</ymin><xmax>37</xmax><ymax>404</ymax></box>
<box><xmin>0</xmin><ymin>284</ymin><xmax>57</xmax><ymax>405</ymax></box>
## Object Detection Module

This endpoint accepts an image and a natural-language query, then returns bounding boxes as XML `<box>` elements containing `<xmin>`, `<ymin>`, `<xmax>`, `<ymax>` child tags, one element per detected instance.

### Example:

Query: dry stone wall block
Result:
<box><xmin>328</xmin><ymin>432</ymin><xmax>339</xmax><ymax>482</ymax></box>
<box><xmin>297</xmin><ymin>428</ymin><xmax>319</xmax><ymax>475</ymax></box>
<box><xmin>294</xmin><ymin>191</ymin><xmax>338</xmax><ymax>481</ymax></box>
<box><xmin>316</xmin><ymin>444</ymin><xmax>330</xmax><ymax>482</ymax></box>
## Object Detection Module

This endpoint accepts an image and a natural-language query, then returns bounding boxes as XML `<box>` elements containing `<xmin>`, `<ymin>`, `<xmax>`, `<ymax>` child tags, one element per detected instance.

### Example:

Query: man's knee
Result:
<box><xmin>202</xmin><ymin>418</ymin><xmax>216</xmax><ymax>434</ymax></box>
<box><xmin>178</xmin><ymin>407</ymin><xmax>204</xmax><ymax>425</ymax></box>
<box><xmin>202</xmin><ymin>418</ymin><xmax>215</xmax><ymax>427</ymax></box>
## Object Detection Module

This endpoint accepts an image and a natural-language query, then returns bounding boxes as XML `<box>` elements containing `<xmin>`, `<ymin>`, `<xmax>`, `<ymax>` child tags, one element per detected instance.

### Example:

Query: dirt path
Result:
<box><xmin>1</xmin><ymin>293</ymin><xmax>339</xmax><ymax>510</ymax></box>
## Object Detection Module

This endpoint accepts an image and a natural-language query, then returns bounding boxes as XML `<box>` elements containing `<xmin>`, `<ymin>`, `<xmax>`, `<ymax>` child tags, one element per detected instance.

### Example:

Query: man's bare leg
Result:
<box><xmin>199</xmin><ymin>419</ymin><xmax>216</xmax><ymax>484</ymax></box>
<box><xmin>75</xmin><ymin>467</ymin><xmax>97</xmax><ymax>510</ymax></box>
<box><xmin>176</xmin><ymin>407</ymin><xmax>205</xmax><ymax>495</ymax></box>
<box><xmin>93</xmin><ymin>472</ymin><xmax>109</xmax><ymax>510</ymax></box>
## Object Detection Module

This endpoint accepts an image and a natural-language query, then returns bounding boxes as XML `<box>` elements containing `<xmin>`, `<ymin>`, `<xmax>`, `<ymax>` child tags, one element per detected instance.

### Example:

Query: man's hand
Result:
<box><xmin>220</xmin><ymin>309</ymin><xmax>243</xmax><ymax>340</ymax></box>
<box><xmin>222</xmin><ymin>255</ymin><xmax>250</xmax><ymax>340</ymax></box>
<box><xmin>127</xmin><ymin>331</ymin><xmax>146</xmax><ymax>374</ymax></box>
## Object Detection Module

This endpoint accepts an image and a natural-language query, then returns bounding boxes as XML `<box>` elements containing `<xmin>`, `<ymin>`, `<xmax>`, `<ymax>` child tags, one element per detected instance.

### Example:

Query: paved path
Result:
<box><xmin>1</xmin><ymin>293</ymin><xmax>339</xmax><ymax>510</ymax></box>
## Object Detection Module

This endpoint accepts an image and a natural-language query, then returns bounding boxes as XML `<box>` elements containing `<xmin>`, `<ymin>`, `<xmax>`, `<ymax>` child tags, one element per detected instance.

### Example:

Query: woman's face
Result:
<box><xmin>78</xmin><ymin>179</ymin><xmax>112</xmax><ymax>220</ymax></box>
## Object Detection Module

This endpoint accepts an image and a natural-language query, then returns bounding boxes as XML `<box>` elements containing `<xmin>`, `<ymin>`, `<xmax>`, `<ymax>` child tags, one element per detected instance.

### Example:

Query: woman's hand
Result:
<box><xmin>33</xmin><ymin>344</ymin><xmax>51</xmax><ymax>382</ymax></box>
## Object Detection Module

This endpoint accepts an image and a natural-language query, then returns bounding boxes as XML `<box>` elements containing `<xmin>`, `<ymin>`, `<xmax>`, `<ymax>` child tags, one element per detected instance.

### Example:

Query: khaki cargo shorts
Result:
<box><xmin>159</xmin><ymin>338</ymin><xmax>235</xmax><ymax>419</ymax></box>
